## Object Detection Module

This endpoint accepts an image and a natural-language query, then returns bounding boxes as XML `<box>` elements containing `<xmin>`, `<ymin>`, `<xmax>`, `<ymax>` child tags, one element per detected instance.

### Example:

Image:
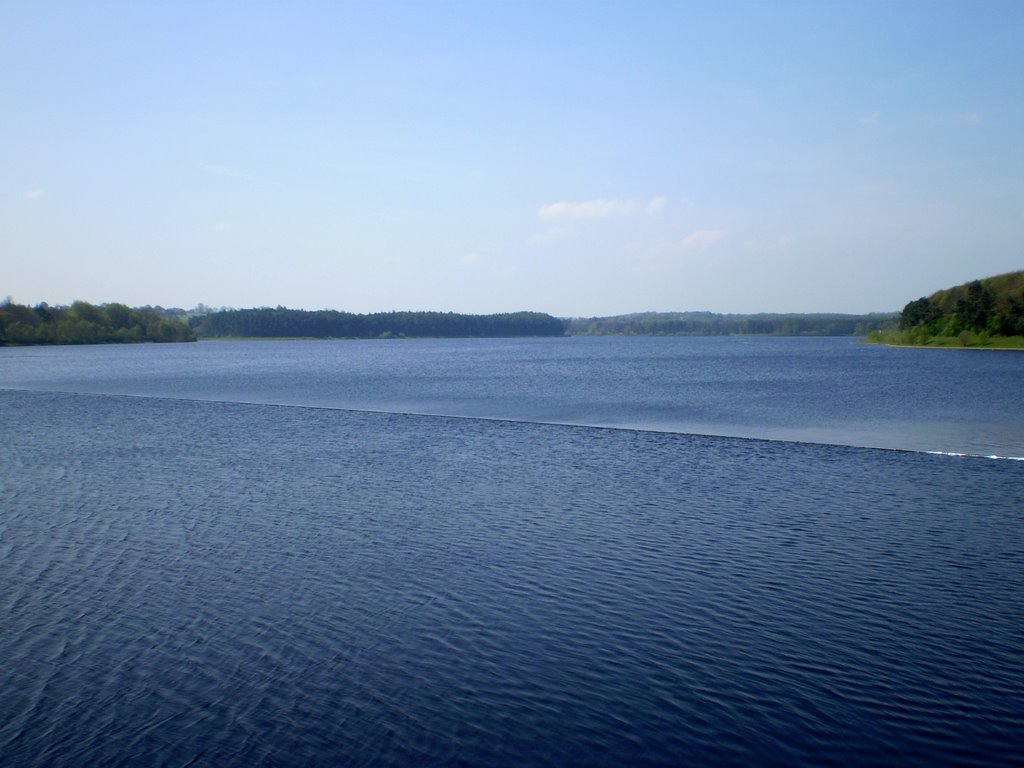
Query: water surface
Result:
<box><xmin>2</xmin><ymin>336</ymin><xmax>1022</xmax><ymax>457</ymax></box>
<box><xmin>1</xmin><ymin>339</ymin><xmax>1022</xmax><ymax>766</ymax></box>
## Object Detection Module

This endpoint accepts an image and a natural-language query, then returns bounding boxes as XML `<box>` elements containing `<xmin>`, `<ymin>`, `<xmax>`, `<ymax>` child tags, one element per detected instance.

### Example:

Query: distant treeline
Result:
<box><xmin>0</xmin><ymin>300</ymin><xmax>913</xmax><ymax>347</ymax></box>
<box><xmin>192</xmin><ymin>308</ymin><xmax>567</xmax><ymax>338</ymax></box>
<box><xmin>566</xmin><ymin>312</ymin><xmax>897</xmax><ymax>337</ymax></box>
<box><xmin>0</xmin><ymin>300</ymin><xmax>196</xmax><ymax>346</ymax></box>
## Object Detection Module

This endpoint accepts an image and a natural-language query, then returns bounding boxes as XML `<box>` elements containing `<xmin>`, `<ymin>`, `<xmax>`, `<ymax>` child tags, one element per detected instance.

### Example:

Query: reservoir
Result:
<box><xmin>1</xmin><ymin>337</ymin><xmax>1022</xmax><ymax>766</ymax></box>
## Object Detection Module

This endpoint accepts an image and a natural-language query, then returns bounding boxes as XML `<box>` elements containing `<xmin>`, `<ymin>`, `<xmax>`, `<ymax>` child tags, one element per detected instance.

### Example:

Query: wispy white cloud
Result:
<box><xmin>461</xmin><ymin>252</ymin><xmax>480</xmax><ymax>266</ymax></box>
<box><xmin>200</xmin><ymin>162</ymin><xmax>288</xmax><ymax>189</ymax></box>
<box><xmin>538</xmin><ymin>196</ymin><xmax>672</xmax><ymax>221</ymax></box>
<box><xmin>961</xmin><ymin>111</ymin><xmax>983</xmax><ymax>125</ymax></box>
<box><xmin>680</xmin><ymin>229</ymin><xmax>726</xmax><ymax>251</ymax></box>
<box><xmin>25</xmin><ymin>189</ymin><xmax>45</xmax><ymax>200</ymax></box>
<box><xmin>212</xmin><ymin>220</ymin><xmax>234</xmax><ymax>232</ymax></box>
<box><xmin>538</xmin><ymin>198</ymin><xmax>635</xmax><ymax>221</ymax></box>
<box><xmin>530</xmin><ymin>225</ymin><xmax>572</xmax><ymax>245</ymax></box>
<box><xmin>743</xmin><ymin>235</ymin><xmax>794</xmax><ymax>252</ymax></box>
<box><xmin>858</xmin><ymin>112</ymin><xmax>881</xmax><ymax>126</ymax></box>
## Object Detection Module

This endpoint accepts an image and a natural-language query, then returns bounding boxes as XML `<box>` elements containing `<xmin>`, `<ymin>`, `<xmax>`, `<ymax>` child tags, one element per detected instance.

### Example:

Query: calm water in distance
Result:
<box><xmin>1</xmin><ymin>337</ymin><xmax>1022</xmax><ymax>766</ymax></box>
<box><xmin>2</xmin><ymin>336</ymin><xmax>1023</xmax><ymax>457</ymax></box>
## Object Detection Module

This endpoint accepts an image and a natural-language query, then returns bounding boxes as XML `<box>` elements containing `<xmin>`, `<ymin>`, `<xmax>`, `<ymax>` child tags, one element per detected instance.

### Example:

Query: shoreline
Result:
<box><xmin>865</xmin><ymin>332</ymin><xmax>1024</xmax><ymax>351</ymax></box>
<box><xmin>866</xmin><ymin>341</ymin><xmax>1024</xmax><ymax>351</ymax></box>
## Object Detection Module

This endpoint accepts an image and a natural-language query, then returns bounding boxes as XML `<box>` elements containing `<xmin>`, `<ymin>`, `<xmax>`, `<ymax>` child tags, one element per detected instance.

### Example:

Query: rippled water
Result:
<box><xmin>1</xmin><ymin>339</ymin><xmax>1023</xmax><ymax>766</ymax></box>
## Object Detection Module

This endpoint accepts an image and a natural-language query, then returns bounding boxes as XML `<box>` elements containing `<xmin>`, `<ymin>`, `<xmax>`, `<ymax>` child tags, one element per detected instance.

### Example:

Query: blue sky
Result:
<box><xmin>3</xmin><ymin>1</ymin><xmax>1022</xmax><ymax>315</ymax></box>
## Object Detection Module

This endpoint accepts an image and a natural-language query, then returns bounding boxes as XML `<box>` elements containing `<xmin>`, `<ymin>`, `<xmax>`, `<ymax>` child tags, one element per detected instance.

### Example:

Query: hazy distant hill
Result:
<box><xmin>565</xmin><ymin>311</ymin><xmax>897</xmax><ymax>337</ymax></box>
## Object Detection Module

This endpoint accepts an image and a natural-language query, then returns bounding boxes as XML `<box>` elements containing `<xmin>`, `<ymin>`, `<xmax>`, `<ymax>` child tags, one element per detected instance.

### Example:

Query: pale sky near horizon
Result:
<box><xmin>3</xmin><ymin>1</ymin><xmax>1022</xmax><ymax>316</ymax></box>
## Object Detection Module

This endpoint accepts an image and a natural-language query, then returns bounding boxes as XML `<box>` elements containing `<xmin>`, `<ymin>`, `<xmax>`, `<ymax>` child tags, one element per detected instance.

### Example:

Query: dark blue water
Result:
<box><xmin>1</xmin><ymin>339</ymin><xmax>1023</xmax><ymax>766</ymax></box>
<box><xmin>2</xmin><ymin>336</ymin><xmax>1023</xmax><ymax>457</ymax></box>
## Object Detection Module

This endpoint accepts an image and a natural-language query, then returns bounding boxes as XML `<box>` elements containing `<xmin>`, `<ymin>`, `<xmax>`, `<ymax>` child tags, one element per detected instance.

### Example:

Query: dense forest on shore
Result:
<box><xmin>867</xmin><ymin>270</ymin><xmax>1024</xmax><ymax>348</ymax></box>
<box><xmin>196</xmin><ymin>307</ymin><xmax>896</xmax><ymax>339</ymax></box>
<box><xmin>0</xmin><ymin>300</ymin><xmax>195</xmax><ymax>346</ymax></box>
<box><xmin>2</xmin><ymin>300</ymin><xmax>907</xmax><ymax>346</ymax></box>
<box><xmin>192</xmin><ymin>308</ymin><xmax>567</xmax><ymax>339</ymax></box>
<box><xmin>567</xmin><ymin>311</ymin><xmax>896</xmax><ymax>336</ymax></box>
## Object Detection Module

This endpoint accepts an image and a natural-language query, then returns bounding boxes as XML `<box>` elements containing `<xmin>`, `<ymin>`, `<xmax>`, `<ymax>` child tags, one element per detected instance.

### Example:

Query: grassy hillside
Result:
<box><xmin>867</xmin><ymin>270</ymin><xmax>1024</xmax><ymax>348</ymax></box>
<box><xmin>928</xmin><ymin>270</ymin><xmax>1024</xmax><ymax>318</ymax></box>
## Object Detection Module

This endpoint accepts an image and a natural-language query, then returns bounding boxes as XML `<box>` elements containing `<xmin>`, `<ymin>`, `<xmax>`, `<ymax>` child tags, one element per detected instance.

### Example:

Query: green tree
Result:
<box><xmin>900</xmin><ymin>297</ymin><xmax>942</xmax><ymax>330</ymax></box>
<box><xmin>105</xmin><ymin>302</ymin><xmax>134</xmax><ymax>330</ymax></box>
<box><xmin>955</xmin><ymin>280</ymin><xmax>995</xmax><ymax>331</ymax></box>
<box><xmin>69</xmin><ymin>300</ymin><xmax>105</xmax><ymax>325</ymax></box>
